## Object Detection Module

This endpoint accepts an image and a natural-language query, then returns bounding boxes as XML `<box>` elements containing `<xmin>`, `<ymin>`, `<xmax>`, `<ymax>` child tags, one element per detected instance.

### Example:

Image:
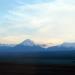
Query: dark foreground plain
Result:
<box><xmin>0</xmin><ymin>62</ymin><xmax>74</xmax><ymax>75</ymax></box>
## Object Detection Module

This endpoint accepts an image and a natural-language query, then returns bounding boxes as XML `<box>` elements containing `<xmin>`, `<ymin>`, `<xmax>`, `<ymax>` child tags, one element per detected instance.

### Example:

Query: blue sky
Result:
<box><xmin>0</xmin><ymin>0</ymin><xmax>75</xmax><ymax>44</ymax></box>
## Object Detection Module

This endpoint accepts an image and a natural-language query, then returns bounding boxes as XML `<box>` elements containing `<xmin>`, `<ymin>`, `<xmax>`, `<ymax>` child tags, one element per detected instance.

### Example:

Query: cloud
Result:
<box><xmin>0</xmin><ymin>35</ymin><xmax>31</xmax><ymax>44</ymax></box>
<box><xmin>0</xmin><ymin>0</ymin><xmax>75</xmax><ymax>43</ymax></box>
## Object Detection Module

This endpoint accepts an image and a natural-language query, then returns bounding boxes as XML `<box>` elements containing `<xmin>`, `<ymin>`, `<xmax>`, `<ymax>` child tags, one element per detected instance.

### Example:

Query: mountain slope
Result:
<box><xmin>59</xmin><ymin>42</ymin><xmax>75</xmax><ymax>48</ymax></box>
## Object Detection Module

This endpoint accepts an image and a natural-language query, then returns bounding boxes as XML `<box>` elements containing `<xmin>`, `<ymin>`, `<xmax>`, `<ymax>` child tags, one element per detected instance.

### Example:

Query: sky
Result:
<box><xmin>0</xmin><ymin>0</ymin><xmax>75</xmax><ymax>44</ymax></box>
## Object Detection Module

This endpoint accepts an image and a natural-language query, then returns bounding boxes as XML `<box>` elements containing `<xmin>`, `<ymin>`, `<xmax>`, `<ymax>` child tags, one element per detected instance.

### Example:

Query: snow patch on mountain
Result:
<box><xmin>20</xmin><ymin>39</ymin><xmax>35</xmax><ymax>46</ymax></box>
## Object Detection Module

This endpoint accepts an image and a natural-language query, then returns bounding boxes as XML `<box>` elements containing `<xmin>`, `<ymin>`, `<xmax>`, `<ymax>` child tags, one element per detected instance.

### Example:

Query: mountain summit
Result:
<box><xmin>20</xmin><ymin>39</ymin><xmax>35</xmax><ymax>46</ymax></box>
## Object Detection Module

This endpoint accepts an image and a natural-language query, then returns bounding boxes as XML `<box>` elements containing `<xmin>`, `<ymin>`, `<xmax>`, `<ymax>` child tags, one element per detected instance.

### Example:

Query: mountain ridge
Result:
<box><xmin>0</xmin><ymin>39</ymin><xmax>75</xmax><ymax>49</ymax></box>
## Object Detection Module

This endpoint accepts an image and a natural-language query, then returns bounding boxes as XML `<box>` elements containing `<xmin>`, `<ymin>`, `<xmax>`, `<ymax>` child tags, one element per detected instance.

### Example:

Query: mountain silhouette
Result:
<box><xmin>0</xmin><ymin>39</ymin><xmax>74</xmax><ymax>64</ymax></box>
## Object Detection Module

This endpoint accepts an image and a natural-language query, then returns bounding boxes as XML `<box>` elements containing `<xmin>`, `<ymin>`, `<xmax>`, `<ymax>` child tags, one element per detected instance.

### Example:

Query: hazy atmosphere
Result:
<box><xmin>0</xmin><ymin>0</ymin><xmax>75</xmax><ymax>44</ymax></box>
